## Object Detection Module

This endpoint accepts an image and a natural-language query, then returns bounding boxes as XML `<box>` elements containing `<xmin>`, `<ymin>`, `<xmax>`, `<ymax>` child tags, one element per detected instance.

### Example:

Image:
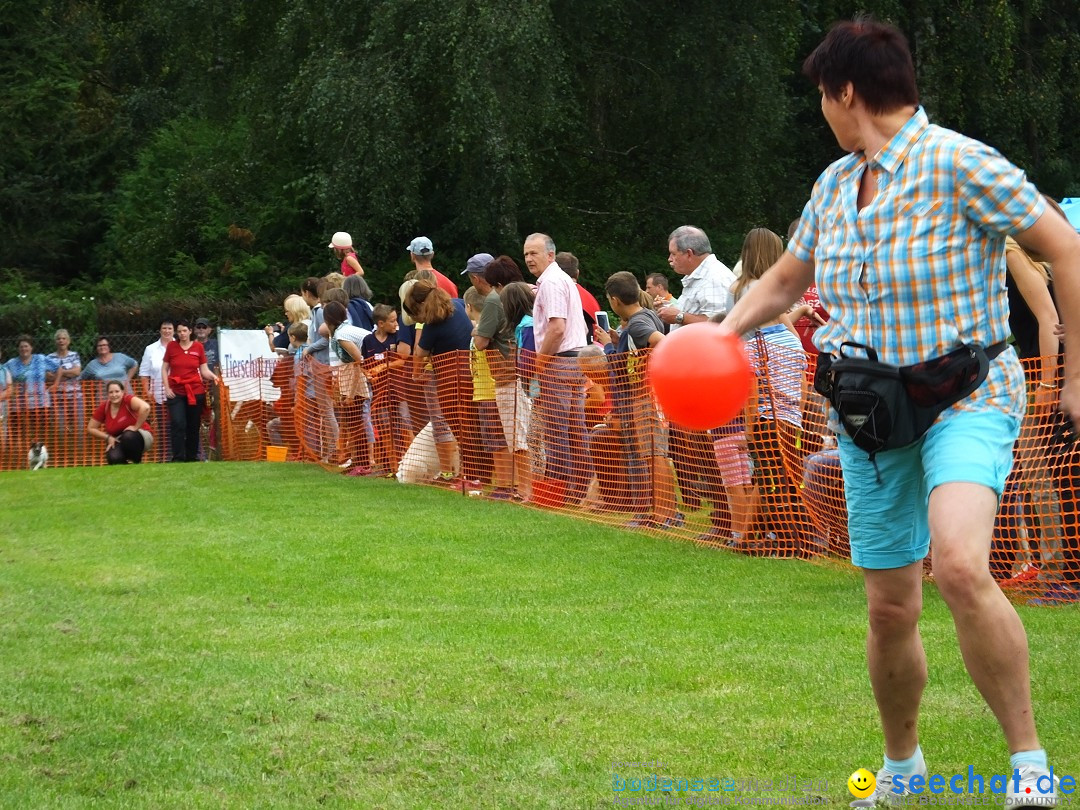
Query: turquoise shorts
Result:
<box><xmin>836</xmin><ymin>408</ymin><xmax>1020</xmax><ymax>570</ymax></box>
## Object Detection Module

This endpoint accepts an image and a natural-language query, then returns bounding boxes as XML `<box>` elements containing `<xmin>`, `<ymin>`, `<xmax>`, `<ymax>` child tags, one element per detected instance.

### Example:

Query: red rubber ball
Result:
<box><xmin>648</xmin><ymin>323</ymin><xmax>752</xmax><ymax>431</ymax></box>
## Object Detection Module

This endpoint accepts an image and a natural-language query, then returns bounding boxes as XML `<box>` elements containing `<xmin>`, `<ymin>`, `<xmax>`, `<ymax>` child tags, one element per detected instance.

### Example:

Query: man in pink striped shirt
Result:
<box><xmin>524</xmin><ymin>232</ymin><xmax>591</xmax><ymax>501</ymax></box>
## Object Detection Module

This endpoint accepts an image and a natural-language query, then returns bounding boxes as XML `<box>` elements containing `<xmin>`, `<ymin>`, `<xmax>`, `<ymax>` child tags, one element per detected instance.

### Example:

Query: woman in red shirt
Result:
<box><xmin>87</xmin><ymin>380</ymin><xmax>154</xmax><ymax>464</ymax></box>
<box><xmin>162</xmin><ymin>319</ymin><xmax>220</xmax><ymax>462</ymax></box>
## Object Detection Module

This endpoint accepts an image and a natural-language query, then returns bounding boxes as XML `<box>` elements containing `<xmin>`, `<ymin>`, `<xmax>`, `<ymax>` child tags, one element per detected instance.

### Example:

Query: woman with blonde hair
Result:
<box><xmin>993</xmin><ymin>199</ymin><xmax>1064</xmax><ymax>589</ymax></box>
<box><xmin>731</xmin><ymin>227</ymin><xmax>784</xmax><ymax>301</ymax></box>
<box><xmin>265</xmin><ymin>293</ymin><xmax>312</xmax><ymax>353</ymax></box>
<box><xmin>715</xmin><ymin>227</ymin><xmax>806</xmax><ymax>550</ymax></box>
<box><xmin>404</xmin><ymin>267</ymin><xmax>436</xmax><ymax>285</ymax></box>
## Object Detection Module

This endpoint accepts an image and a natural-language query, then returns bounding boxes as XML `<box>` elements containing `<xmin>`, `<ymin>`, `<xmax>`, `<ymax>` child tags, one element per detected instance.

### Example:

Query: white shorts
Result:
<box><xmin>495</xmin><ymin>385</ymin><xmax>530</xmax><ymax>452</ymax></box>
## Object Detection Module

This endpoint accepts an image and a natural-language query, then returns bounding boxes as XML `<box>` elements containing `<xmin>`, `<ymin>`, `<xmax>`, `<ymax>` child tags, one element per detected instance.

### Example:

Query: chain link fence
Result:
<box><xmin>2</xmin><ymin>332</ymin><xmax>170</xmax><ymax>364</ymax></box>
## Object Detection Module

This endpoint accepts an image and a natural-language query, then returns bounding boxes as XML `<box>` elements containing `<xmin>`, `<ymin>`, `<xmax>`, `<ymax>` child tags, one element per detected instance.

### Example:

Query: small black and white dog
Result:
<box><xmin>28</xmin><ymin>442</ymin><xmax>49</xmax><ymax>470</ymax></box>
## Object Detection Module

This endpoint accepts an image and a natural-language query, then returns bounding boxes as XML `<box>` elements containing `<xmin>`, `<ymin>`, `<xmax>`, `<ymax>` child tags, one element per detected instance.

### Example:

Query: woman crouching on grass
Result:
<box><xmin>87</xmin><ymin>380</ymin><xmax>155</xmax><ymax>464</ymax></box>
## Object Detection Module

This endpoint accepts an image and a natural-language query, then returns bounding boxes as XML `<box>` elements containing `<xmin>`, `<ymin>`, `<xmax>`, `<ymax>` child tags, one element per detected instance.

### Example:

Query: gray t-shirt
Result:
<box><xmin>475</xmin><ymin>290</ymin><xmax>510</xmax><ymax>357</ymax></box>
<box><xmin>620</xmin><ymin>308</ymin><xmax>665</xmax><ymax>351</ymax></box>
<box><xmin>81</xmin><ymin>353</ymin><xmax>138</xmax><ymax>384</ymax></box>
<box><xmin>307</xmin><ymin>304</ymin><xmax>330</xmax><ymax>363</ymax></box>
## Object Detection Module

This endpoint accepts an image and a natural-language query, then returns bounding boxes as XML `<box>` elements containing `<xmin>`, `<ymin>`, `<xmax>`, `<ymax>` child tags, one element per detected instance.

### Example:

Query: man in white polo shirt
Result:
<box><xmin>655</xmin><ymin>226</ymin><xmax>736</xmax><ymax>540</ymax></box>
<box><xmin>139</xmin><ymin>318</ymin><xmax>175</xmax><ymax>461</ymax></box>
<box><xmin>524</xmin><ymin>232</ymin><xmax>592</xmax><ymax>503</ymax></box>
<box><xmin>657</xmin><ymin>225</ymin><xmax>737</xmax><ymax>328</ymax></box>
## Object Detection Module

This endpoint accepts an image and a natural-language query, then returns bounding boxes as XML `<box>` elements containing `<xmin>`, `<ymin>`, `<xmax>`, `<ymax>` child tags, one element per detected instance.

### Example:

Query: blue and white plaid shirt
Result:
<box><xmin>790</xmin><ymin>106</ymin><xmax>1043</xmax><ymax>418</ymax></box>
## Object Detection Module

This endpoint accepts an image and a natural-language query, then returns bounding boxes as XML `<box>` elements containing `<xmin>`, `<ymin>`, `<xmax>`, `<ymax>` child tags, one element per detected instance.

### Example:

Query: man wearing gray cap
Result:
<box><xmin>193</xmin><ymin>318</ymin><xmax>219</xmax><ymax>373</ymax></box>
<box><xmin>194</xmin><ymin>317</ymin><xmax>219</xmax><ymax>460</ymax></box>
<box><xmin>461</xmin><ymin>253</ymin><xmax>506</xmax><ymax>352</ymax></box>
<box><xmin>463</xmin><ymin>252</ymin><xmax>522</xmax><ymax>497</ymax></box>
<box><xmin>406</xmin><ymin>236</ymin><xmax>459</xmax><ymax>298</ymax></box>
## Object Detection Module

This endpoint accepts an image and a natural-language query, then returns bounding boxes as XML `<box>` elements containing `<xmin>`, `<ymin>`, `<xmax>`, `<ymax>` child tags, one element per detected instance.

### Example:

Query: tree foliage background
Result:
<box><xmin>1</xmin><ymin>0</ymin><xmax>1078</xmax><ymax>324</ymax></box>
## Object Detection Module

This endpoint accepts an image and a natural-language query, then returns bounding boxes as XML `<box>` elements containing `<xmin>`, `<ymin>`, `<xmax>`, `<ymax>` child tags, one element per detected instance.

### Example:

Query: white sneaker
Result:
<box><xmin>1006</xmin><ymin>766</ymin><xmax>1058</xmax><ymax>808</ymax></box>
<box><xmin>873</xmin><ymin>751</ymin><xmax>928</xmax><ymax>807</ymax></box>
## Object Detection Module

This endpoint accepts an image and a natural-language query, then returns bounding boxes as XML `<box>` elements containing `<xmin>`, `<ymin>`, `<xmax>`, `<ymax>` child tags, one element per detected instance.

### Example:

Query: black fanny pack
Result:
<box><xmin>814</xmin><ymin>340</ymin><xmax>1008</xmax><ymax>460</ymax></box>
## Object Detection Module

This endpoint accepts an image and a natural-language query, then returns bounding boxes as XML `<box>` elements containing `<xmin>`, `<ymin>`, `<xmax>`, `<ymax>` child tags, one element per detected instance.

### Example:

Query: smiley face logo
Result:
<box><xmin>848</xmin><ymin>768</ymin><xmax>876</xmax><ymax>799</ymax></box>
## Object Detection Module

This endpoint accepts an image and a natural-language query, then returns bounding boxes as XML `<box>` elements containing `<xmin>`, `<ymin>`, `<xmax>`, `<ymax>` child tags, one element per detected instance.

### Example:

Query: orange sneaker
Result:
<box><xmin>1000</xmin><ymin>562</ymin><xmax>1041</xmax><ymax>589</ymax></box>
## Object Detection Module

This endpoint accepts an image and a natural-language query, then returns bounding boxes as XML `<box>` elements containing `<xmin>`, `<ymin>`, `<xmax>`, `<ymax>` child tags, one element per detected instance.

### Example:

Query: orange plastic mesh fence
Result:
<box><xmin>0</xmin><ymin>379</ymin><xmax>175</xmax><ymax>468</ymax></box>
<box><xmin>5</xmin><ymin>347</ymin><xmax>1076</xmax><ymax>603</ymax></box>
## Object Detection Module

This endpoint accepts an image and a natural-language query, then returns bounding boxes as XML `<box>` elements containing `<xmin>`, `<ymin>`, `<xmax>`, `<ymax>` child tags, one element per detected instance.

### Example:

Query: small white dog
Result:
<box><xmin>28</xmin><ymin>442</ymin><xmax>49</xmax><ymax>470</ymax></box>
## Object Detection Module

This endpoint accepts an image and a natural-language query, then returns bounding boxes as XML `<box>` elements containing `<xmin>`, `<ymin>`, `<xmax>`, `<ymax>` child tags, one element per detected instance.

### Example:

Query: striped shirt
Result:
<box><xmin>789</xmin><ymin>106</ymin><xmax>1043</xmax><ymax>419</ymax></box>
<box><xmin>47</xmin><ymin>351</ymin><xmax>82</xmax><ymax>393</ymax></box>
<box><xmin>533</xmin><ymin>262</ymin><xmax>587</xmax><ymax>353</ymax></box>
<box><xmin>749</xmin><ymin>325</ymin><xmax>805</xmax><ymax>426</ymax></box>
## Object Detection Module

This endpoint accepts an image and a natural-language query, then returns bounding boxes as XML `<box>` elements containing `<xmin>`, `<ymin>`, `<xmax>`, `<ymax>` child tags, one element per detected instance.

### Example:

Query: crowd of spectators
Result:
<box><xmin>1</xmin><ymin>225</ymin><xmax>1074</xmax><ymax>601</ymax></box>
<box><xmin>0</xmin><ymin>317</ymin><xmax>222</xmax><ymax>465</ymax></box>
<box><xmin>227</xmin><ymin>226</ymin><xmax>1071</xmax><ymax>591</ymax></box>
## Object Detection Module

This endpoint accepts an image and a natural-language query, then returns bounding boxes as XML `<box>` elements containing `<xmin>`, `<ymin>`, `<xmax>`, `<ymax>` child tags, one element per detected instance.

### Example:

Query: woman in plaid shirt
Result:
<box><xmin>722</xmin><ymin>16</ymin><xmax>1080</xmax><ymax>808</ymax></box>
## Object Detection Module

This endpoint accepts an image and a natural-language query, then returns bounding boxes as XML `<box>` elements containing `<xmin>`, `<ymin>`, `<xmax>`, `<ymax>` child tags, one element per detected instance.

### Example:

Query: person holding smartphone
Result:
<box><xmin>593</xmin><ymin>272</ymin><xmax>682</xmax><ymax>530</ymax></box>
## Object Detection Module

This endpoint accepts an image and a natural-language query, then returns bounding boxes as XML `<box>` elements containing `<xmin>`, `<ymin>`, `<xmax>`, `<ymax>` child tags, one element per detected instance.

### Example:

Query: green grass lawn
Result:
<box><xmin>0</xmin><ymin>463</ymin><xmax>1076</xmax><ymax>809</ymax></box>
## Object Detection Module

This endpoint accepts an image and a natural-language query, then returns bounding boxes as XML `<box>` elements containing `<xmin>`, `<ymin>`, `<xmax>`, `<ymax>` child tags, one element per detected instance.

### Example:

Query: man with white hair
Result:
<box><xmin>524</xmin><ymin>232</ymin><xmax>592</xmax><ymax>503</ymax></box>
<box><xmin>657</xmin><ymin>225</ymin><xmax>736</xmax><ymax>328</ymax></box>
<box><xmin>656</xmin><ymin>226</ymin><xmax>735</xmax><ymax>540</ymax></box>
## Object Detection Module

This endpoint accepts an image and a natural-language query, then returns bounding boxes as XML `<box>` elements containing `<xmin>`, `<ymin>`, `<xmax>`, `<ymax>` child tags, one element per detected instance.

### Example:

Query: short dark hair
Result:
<box><xmin>159</xmin><ymin>317</ymin><xmax>175</xmax><ymax>329</ymax></box>
<box><xmin>301</xmin><ymin>276</ymin><xmax>322</xmax><ymax>297</ymax></box>
<box><xmin>483</xmin><ymin>255</ymin><xmax>525</xmax><ymax>288</ymax></box>
<box><xmin>645</xmin><ymin>273</ymin><xmax>669</xmax><ymax>292</ymax></box>
<box><xmin>372</xmin><ymin>304</ymin><xmax>395</xmax><ymax>324</ymax></box>
<box><xmin>605</xmin><ymin>271</ymin><xmax>641</xmax><ymax>306</ymax></box>
<box><xmin>555</xmin><ymin>251</ymin><xmax>579</xmax><ymax>280</ymax></box>
<box><xmin>174</xmin><ymin>318</ymin><xmax>190</xmax><ymax>330</ymax></box>
<box><xmin>95</xmin><ymin>335</ymin><xmax>111</xmax><ymax>347</ymax></box>
<box><xmin>802</xmin><ymin>17</ymin><xmax>918</xmax><ymax>114</ymax></box>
